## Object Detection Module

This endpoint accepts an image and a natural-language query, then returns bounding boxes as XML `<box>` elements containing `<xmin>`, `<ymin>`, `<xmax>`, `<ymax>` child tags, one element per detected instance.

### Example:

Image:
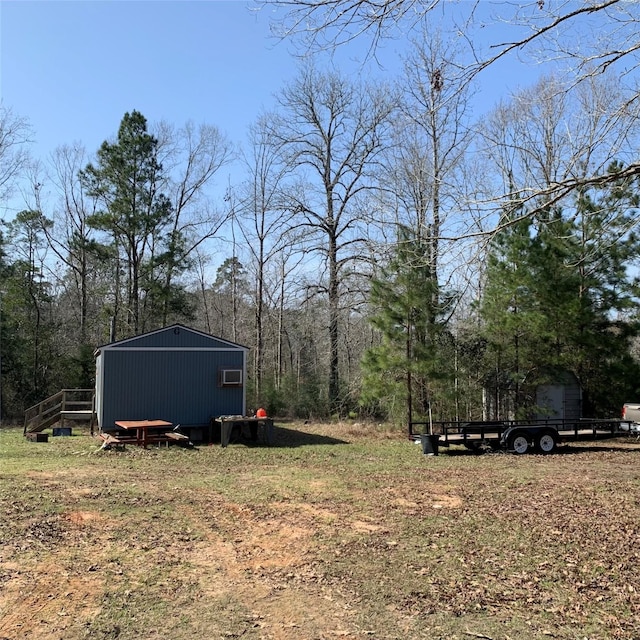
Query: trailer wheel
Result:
<box><xmin>508</xmin><ymin>432</ymin><xmax>530</xmax><ymax>455</ymax></box>
<box><xmin>536</xmin><ymin>431</ymin><xmax>557</xmax><ymax>454</ymax></box>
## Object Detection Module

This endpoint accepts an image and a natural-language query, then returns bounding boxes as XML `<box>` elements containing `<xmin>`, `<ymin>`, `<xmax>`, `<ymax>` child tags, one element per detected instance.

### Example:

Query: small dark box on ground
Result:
<box><xmin>26</xmin><ymin>433</ymin><xmax>49</xmax><ymax>442</ymax></box>
<box><xmin>53</xmin><ymin>427</ymin><xmax>72</xmax><ymax>437</ymax></box>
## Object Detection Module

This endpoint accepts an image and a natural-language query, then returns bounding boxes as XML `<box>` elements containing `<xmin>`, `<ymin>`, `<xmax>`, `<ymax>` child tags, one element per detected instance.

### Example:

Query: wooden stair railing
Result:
<box><xmin>24</xmin><ymin>389</ymin><xmax>95</xmax><ymax>434</ymax></box>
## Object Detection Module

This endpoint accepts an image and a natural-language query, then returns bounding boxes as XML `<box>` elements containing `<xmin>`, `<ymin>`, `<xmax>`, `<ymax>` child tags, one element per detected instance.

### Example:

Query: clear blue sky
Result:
<box><xmin>0</xmin><ymin>0</ymin><xmax>416</xmax><ymax>219</ymax></box>
<box><xmin>1</xmin><ymin>1</ymin><xmax>305</xmax><ymax>159</ymax></box>
<box><xmin>0</xmin><ymin>0</ymin><xmax>555</xmax><ymax>218</ymax></box>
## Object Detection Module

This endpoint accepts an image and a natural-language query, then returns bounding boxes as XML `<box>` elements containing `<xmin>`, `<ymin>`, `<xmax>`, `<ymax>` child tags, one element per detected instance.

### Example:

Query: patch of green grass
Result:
<box><xmin>1</xmin><ymin>424</ymin><xmax>640</xmax><ymax>639</ymax></box>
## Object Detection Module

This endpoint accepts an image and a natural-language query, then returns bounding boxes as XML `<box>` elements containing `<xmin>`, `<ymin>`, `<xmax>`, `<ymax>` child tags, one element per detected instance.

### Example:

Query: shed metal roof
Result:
<box><xmin>95</xmin><ymin>323</ymin><xmax>248</xmax><ymax>354</ymax></box>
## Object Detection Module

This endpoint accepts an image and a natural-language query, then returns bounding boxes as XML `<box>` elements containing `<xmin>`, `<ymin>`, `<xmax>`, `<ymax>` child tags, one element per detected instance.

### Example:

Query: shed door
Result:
<box><xmin>536</xmin><ymin>385</ymin><xmax>564</xmax><ymax>419</ymax></box>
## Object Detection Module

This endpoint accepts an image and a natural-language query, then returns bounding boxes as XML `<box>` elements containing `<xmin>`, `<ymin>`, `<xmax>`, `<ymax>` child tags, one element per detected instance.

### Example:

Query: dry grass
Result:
<box><xmin>1</xmin><ymin>420</ymin><xmax>639</xmax><ymax>639</ymax></box>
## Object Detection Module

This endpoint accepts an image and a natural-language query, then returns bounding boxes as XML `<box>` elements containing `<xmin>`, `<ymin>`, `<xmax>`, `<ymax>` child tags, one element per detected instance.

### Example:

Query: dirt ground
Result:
<box><xmin>2</xmin><ymin>423</ymin><xmax>639</xmax><ymax>640</ymax></box>
<box><xmin>1</xmin><ymin>502</ymin><xmax>356</xmax><ymax>639</ymax></box>
<box><xmin>1</xmin><ymin>474</ymin><xmax>458</xmax><ymax>640</ymax></box>
<box><xmin>0</xmin><ymin>425</ymin><xmax>414</xmax><ymax>639</ymax></box>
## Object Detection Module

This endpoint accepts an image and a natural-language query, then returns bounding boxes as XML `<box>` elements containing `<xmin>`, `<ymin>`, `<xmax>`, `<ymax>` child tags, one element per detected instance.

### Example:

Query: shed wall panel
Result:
<box><xmin>95</xmin><ymin>352</ymin><xmax>104</xmax><ymax>427</ymax></box>
<box><xmin>101</xmin><ymin>349</ymin><xmax>244</xmax><ymax>429</ymax></box>
<box><xmin>535</xmin><ymin>383</ymin><xmax>582</xmax><ymax>421</ymax></box>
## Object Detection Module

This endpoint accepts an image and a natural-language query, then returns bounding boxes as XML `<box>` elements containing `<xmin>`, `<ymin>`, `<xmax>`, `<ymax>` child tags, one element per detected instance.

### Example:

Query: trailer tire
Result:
<box><xmin>508</xmin><ymin>432</ymin><xmax>530</xmax><ymax>455</ymax></box>
<box><xmin>536</xmin><ymin>430</ymin><xmax>558</xmax><ymax>454</ymax></box>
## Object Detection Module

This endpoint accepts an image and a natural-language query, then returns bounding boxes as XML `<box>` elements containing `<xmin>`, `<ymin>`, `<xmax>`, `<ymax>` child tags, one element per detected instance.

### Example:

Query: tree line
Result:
<box><xmin>2</xmin><ymin>20</ymin><xmax>640</xmax><ymax>424</ymax></box>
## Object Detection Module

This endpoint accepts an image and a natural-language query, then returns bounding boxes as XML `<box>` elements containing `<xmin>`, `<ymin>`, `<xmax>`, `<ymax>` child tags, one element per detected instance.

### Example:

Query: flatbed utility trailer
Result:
<box><xmin>409</xmin><ymin>418</ymin><xmax>638</xmax><ymax>454</ymax></box>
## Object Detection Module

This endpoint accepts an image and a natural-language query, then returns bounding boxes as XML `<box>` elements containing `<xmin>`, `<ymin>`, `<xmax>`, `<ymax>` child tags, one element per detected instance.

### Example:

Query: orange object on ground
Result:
<box><xmin>256</xmin><ymin>407</ymin><xmax>267</xmax><ymax>418</ymax></box>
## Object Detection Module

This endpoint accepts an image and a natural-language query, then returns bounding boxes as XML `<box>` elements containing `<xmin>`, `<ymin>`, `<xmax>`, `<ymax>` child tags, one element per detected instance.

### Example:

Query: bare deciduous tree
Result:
<box><xmin>47</xmin><ymin>144</ymin><xmax>101</xmax><ymax>342</ymax></box>
<box><xmin>268</xmin><ymin>66</ymin><xmax>395</xmax><ymax>413</ymax></box>
<box><xmin>266</xmin><ymin>0</ymin><xmax>640</xmax><ymax>220</ymax></box>
<box><xmin>236</xmin><ymin>114</ymin><xmax>302</xmax><ymax>403</ymax></box>
<box><xmin>0</xmin><ymin>105</ymin><xmax>31</xmax><ymax>211</ymax></box>
<box><xmin>479</xmin><ymin>73</ymin><xmax>640</xmax><ymax>227</ymax></box>
<box><xmin>265</xmin><ymin>0</ymin><xmax>434</xmax><ymax>52</ymax></box>
<box><xmin>155</xmin><ymin>120</ymin><xmax>235</xmax><ymax>325</ymax></box>
<box><xmin>266</xmin><ymin>0</ymin><xmax>640</xmax><ymax>77</ymax></box>
<box><xmin>390</xmin><ymin>31</ymin><xmax>474</xmax><ymax>275</ymax></box>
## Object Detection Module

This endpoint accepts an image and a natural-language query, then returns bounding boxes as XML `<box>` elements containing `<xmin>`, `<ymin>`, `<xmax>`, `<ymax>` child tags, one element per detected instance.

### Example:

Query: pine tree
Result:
<box><xmin>361</xmin><ymin>227</ymin><xmax>456</xmax><ymax>431</ymax></box>
<box><xmin>2</xmin><ymin>211</ymin><xmax>57</xmax><ymax>414</ymax></box>
<box><xmin>479</xmin><ymin>165</ymin><xmax>640</xmax><ymax>418</ymax></box>
<box><xmin>80</xmin><ymin>111</ymin><xmax>182</xmax><ymax>337</ymax></box>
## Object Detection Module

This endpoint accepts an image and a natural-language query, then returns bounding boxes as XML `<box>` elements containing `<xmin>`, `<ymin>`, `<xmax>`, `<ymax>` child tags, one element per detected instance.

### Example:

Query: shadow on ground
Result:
<box><xmin>556</xmin><ymin>442</ymin><xmax>640</xmax><ymax>454</ymax></box>
<box><xmin>435</xmin><ymin>440</ymin><xmax>640</xmax><ymax>456</ymax></box>
<box><xmin>240</xmin><ymin>424</ymin><xmax>349</xmax><ymax>448</ymax></box>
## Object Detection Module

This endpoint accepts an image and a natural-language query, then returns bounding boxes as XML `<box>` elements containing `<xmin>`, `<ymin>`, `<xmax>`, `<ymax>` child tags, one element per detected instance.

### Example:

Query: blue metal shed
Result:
<box><xmin>94</xmin><ymin>324</ymin><xmax>248</xmax><ymax>432</ymax></box>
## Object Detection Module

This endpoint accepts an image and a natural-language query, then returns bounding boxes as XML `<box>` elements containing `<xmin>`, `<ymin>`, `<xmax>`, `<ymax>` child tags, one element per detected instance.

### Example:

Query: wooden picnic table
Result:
<box><xmin>114</xmin><ymin>419</ymin><xmax>174</xmax><ymax>448</ymax></box>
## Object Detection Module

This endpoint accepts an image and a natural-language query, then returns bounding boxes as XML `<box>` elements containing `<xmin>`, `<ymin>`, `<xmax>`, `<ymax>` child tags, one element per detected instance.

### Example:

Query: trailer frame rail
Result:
<box><xmin>409</xmin><ymin>418</ymin><xmax>636</xmax><ymax>454</ymax></box>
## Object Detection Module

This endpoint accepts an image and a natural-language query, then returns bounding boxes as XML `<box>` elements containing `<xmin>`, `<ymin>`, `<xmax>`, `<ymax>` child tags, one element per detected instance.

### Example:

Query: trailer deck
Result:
<box><xmin>410</xmin><ymin>418</ymin><xmax>638</xmax><ymax>454</ymax></box>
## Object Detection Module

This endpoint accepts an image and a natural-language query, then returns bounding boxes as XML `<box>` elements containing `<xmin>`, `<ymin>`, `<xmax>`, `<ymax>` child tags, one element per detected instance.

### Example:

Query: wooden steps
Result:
<box><xmin>24</xmin><ymin>390</ymin><xmax>95</xmax><ymax>434</ymax></box>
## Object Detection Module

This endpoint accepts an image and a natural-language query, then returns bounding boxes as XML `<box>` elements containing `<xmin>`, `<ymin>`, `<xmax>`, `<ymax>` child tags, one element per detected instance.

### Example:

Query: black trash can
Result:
<box><xmin>421</xmin><ymin>433</ymin><xmax>440</xmax><ymax>456</ymax></box>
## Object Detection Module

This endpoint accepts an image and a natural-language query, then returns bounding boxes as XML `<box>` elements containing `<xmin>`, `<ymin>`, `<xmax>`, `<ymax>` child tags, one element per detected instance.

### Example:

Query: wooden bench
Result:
<box><xmin>164</xmin><ymin>431</ymin><xmax>190</xmax><ymax>443</ymax></box>
<box><xmin>145</xmin><ymin>433</ymin><xmax>174</xmax><ymax>447</ymax></box>
<box><xmin>99</xmin><ymin>430</ymin><xmax>191</xmax><ymax>449</ymax></box>
<box><xmin>99</xmin><ymin>433</ymin><xmax>132</xmax><ymax>450</ymax></box>
<box><xmin>152</xmin><ymin>432</ymin><xmax>193</xmax><ymax>447</ymax></box>
<box><xmin>143</xmin><ymin>431</ymin><xmax>191</xmax><ymax>446</ymax></box>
